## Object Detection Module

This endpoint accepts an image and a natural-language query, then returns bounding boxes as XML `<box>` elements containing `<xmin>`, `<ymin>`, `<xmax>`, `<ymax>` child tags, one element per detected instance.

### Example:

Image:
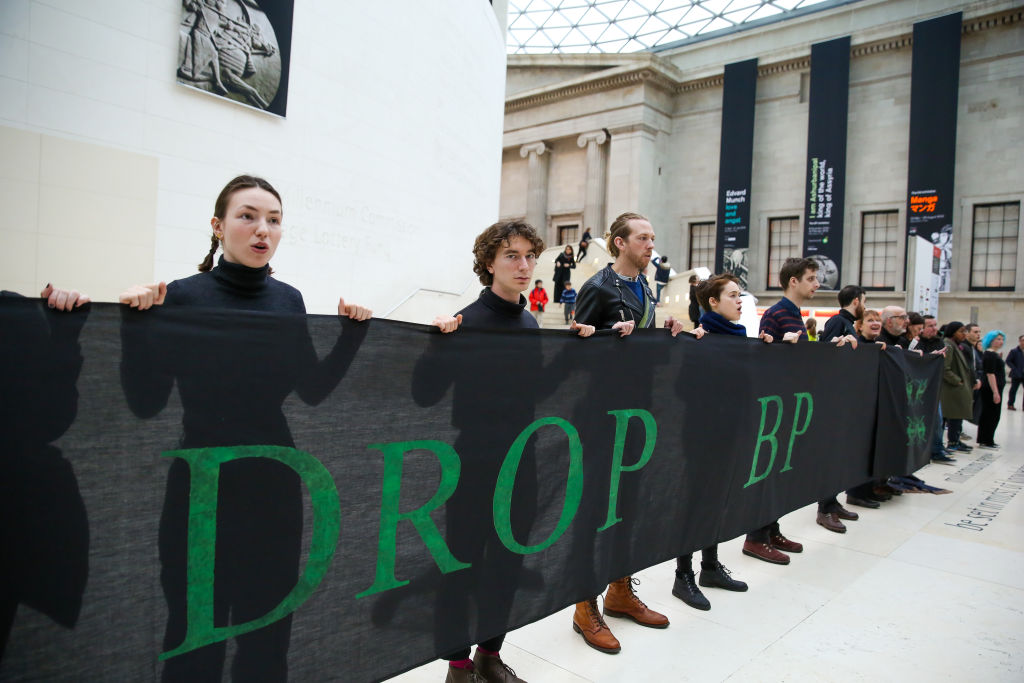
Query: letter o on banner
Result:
<box><xmin>493</xmin><ymin>416</ymin><xmax>583</xmax><ymax>554</ymax></box>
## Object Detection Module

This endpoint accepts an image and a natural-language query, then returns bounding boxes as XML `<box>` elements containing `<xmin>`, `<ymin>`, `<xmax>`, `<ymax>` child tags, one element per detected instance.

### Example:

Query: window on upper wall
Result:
<box><xmin>767</xmin><ymin>216</ymin><xmax>801</xmax><ymax>289</ymax></box>
<box><xmin>860</xmin><ymin>210</ymin><xmax>899</xmax><ymax>290</ymax></box>
<box><xmin>688</xmin><ymin>221</ymin><xmax>715</xmax><ymax>270</ymax></box>
<box><xmin>970</xmin><ymin>202</ymin><xmax>1019</xmax><ymax>291</ymax></box>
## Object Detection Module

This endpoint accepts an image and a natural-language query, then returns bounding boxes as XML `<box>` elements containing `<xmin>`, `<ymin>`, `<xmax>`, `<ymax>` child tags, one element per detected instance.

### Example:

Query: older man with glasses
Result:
<box><xmin>879</xmin><ymin>306</ymin><xmax>909</xmax><ymax>348</ymax></box>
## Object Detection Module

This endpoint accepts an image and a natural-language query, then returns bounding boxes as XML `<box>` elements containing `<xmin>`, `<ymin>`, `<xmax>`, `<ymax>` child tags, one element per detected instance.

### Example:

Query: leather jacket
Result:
<box><xmin>574</xmin><ymin>265</ymin><xmax>656</xmax><ymax>331</ymax></box>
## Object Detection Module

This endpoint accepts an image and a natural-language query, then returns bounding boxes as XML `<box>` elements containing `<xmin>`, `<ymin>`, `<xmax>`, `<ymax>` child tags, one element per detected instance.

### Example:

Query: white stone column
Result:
<box><xmin>519</xmin><ymin>141</ymin><xmax>551</xmax><ymax>234</ymax></box>
<box><xmin>605</xmin><ymin>124</ymin><xmax>658</xmax><ymax>225</ymax></box>
<box><xmin>577</xmin><ymin>130</ymin><xmax>608</xmax><ymax>236</ymax></box>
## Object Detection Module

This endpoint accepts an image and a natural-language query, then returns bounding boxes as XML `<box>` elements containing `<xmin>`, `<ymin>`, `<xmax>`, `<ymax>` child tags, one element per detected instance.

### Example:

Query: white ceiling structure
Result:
<box><xmin>506</xmin><ymin>0</ymin><xmax>838</xmax><ymax>54</ymax></box>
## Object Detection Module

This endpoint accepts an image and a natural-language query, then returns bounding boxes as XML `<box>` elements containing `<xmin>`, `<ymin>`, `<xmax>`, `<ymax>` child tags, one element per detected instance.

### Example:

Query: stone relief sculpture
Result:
<box><xmin>177</xmin><ymin>0</ymin><xmax>282</xmax><ymax>112</ymax></box>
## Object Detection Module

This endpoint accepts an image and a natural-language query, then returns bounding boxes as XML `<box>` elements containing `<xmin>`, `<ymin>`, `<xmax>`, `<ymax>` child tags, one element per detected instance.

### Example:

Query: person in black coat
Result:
<box><xmin>552</xmin><ymin>245</ymin><xmax>576</xmax><ymax>303</ymax></box>
<box><xmin>977</xmin><ymin>331</ymin><xmax>1007</xmax><ymax>448</ymax></box>
<box><xmin>576</xmin><ymin>228</ymin><xmax>592</xmax><ymax>262</ymax></box>
<box><xmin>1008</xmin><ymin>334</ymin><xmax>1024</xmax><ymax>410</ymax></box>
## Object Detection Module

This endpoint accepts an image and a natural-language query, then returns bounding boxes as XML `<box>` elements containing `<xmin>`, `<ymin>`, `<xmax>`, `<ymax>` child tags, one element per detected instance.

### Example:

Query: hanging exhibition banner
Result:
<box><xmin>802</xmin><ymin>36</ymin><xmax>851</xmax><ymax>291</ymax></box>
<box><xmin>905</xmin><ymin>12</ymin><xmax>962</xmax><ymax>292</ymax></box>
<box><xmin>715</xmin><ymin>58</ymin><xmax>759</xmax><ymax>291</ymax></box>
<box><xmin>0</xmin><ymin>300</ymin><xmax>940</xmax><ymax>682</ymax></box>
<box><xmin>176</xmin><ymin>0</ymin><xmax>294</xmax><ymax>116</ymax></box>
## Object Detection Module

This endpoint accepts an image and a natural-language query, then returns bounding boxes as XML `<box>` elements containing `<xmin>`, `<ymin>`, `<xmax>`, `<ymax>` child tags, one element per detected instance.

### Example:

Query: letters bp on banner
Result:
<box><xmin>802</xmin><ymin>36</ymin><xmax>850</xmax><ymax>291</ymax></box>
<box><xmin>0</xmin><ymin>299</ymin><xmax>940</xmax><ymax>682</ymax></box>
<box><xmin>905</xmin><ymin>12</ymin><xmax>962</xmax><ymax>292</ymax></box>
<box><xmin>176</xmin><ymin>0</ymin><xmax>294</xmax><ymax>116</ymax></box>
<box><xmin>714</xmin><ymin>58</ymin><xmax>758</xmax><ymax>291</ymax></box>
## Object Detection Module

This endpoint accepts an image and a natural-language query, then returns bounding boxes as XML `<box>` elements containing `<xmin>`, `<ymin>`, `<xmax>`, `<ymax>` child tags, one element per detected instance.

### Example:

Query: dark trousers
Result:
<box><xmin>746</xmin><ymin>521</ymin><xmax>779</xmax><ymax>544</ymax></box>
<box><xmin>977</xmin><ymin>392</ymin><xmax>1003</xmax><ymax>444</ymax></box>
<box><xmin>444</xmin><ymin>634</ymin><xmax>507</xmax><ymax>662</ymax></box>
<box><xmin>847</xmin><ymin>481</ymin><xmax>876</xmax><ymax>499</ymax></box>
<box><xmin>818</xmin><ymin>496</ymin><xmax>841</xmax><ymax>513</ymax></box>
<box><xmin>947</xmin><ymin>418</ymin><xmax>963</xmax><ymax>446</ymax></box>
<box><xmin>1010</xmin><ymin>378</ymin><xmax>1022</xmax><ymax>407</ymax></box>
<box><xmin>678</xmin><ymin>545</ymin><xmax>719</xmax><ymax>571</ymax></box>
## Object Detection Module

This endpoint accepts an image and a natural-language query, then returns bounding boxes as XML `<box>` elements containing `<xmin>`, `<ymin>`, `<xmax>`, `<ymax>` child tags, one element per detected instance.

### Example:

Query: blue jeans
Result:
<box><xmin>932</xmin><ymin>405</ymin><xmax>945</xmax><ymax>456</ymax></box>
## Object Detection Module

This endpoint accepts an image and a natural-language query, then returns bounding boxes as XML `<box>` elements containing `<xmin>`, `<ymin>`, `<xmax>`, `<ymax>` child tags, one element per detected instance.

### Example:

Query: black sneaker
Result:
<box><xmin>699</xmin><ymin>562</ymin><xmax>748</xmax><ymax>592</ymax></box>
<box><xmin>672</xmin><ymin>569</ymin><xmax>710</xmax><ymax>610</ymax></box>
<box><xmin>977</xmin><ymin>442</ymin><xmax>1001</xmax><ymax>450</ymax></box>
<box><xmin>948</xmin><ymin>442</ymin><xmax>973</xmax><ymax>452</ymax></box>
<box><xmin>931</xmin><ymin>454</ymin><xmax>957</xmax><ymax>465</ymax></box>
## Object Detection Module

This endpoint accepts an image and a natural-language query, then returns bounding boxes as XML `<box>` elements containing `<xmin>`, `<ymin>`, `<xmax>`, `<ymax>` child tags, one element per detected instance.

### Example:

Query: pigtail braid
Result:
<box><xmin>198</xmin><ymin>233</ymin><xmax>219</xmax><ymax>272</ymax></box>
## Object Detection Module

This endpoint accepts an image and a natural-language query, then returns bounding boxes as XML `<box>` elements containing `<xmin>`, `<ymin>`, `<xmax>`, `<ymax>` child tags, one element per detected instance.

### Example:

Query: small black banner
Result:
<box><xmin>714</xmin><ymin>58</ymin><xmax>758</xmax><ymax>290</ymax></box>
<box><xmin>802</xmin><ymin>36</ymin><xmax>851</xmax><ymax>291</ymax></box>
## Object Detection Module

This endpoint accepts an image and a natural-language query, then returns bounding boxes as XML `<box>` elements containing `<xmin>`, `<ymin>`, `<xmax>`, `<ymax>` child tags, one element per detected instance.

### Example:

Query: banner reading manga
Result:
<box><xmin>906</xmin><ymin>12</ymin><xmax>962</xmax><ymax>291</ymax></box>
<box><xmin>0</xmin><ymin>301</ymin><xmax>940</xmax><ymax>682</ymax></box>
<box><xmin>714</xmin><ymin>58</ymin><xmax>758</xmax><ymax>290</ymax></box>
<box><xmin>802</xmin><ymin>36</ymin><xmax>850</xmax><ymax>291</ymax></box>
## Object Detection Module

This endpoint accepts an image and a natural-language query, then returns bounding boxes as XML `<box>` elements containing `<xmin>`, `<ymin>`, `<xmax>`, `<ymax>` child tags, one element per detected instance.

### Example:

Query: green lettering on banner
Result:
<box><xmin>159</xmin><ymin>445</ymin><xmax>340</xmax><ymax>661</ymax></box>
<box><xmin>357</xmin><ymin>440</ymin><xmax>469</xmax><ymax>598</ymax></box>
<box><xmin>744</xmin><ymin>395</ymin><xmax>782</xmax><ymax>488</ymax></box>
<box><xmin>598</xmin><ymin>409</ymin><xmax>657</xmax><ymax>531</ymax></box>
<box><xmin>780</xmin><ymin>392</ymin><xmax>813</xmax><ymax>472</ymax></box>
<box><xmin>494</xmin><ymin>417</ymin><xmax>583</xmax><ymax>554</ymax></box>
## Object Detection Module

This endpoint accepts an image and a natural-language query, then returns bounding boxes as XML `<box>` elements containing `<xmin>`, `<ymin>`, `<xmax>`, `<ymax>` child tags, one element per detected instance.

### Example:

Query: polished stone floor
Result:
<box><xmin>391</xmin><ymin>409</ymin><xmax>1024</xmax><ymax>682</ymax></box>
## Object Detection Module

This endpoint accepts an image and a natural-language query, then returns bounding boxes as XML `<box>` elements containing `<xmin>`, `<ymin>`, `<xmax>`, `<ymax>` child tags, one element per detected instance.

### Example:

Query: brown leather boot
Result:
<box><xmin>603</xmin><ymin>577</ymin><xmax>669</xmax><ymax>628</ymax></box>
<box><xmin>472</xmin><ymin>649</ymin><xmax>526</xmax><ymax>682</ymax></box>
<box><xmin>572</xmin><ymin>598</ymin><xmax>621</xmax><ymax>654</ymax></box>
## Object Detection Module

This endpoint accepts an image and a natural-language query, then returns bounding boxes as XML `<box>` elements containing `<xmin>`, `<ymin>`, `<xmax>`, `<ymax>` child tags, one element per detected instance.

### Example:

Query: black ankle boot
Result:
<box><xmin>699</xmin><ymin>561</ymin><xmax>748</xmax><ymax>592</ymax></box>
<box><xmin>672</xmin><ymin>568</ymin><xmax>710</xmax><ymax>610</ymax></box>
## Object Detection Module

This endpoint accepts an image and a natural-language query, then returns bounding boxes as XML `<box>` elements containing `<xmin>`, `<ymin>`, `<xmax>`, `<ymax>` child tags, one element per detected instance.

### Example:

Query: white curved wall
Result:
<box><xmin>0</xmin><ymin>0</ymin><xmax>508</xmax><ymax>315</ymax></box>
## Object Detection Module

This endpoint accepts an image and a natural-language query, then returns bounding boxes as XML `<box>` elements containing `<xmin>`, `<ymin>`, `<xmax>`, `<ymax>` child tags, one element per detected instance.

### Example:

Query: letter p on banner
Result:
<box><xmin>159</xmin><ymin>446</ymin><xmax>341</xmax><ymax>661</ymax></box>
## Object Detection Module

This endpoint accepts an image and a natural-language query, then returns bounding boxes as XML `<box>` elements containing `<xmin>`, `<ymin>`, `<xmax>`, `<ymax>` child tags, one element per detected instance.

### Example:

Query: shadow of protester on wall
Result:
<box><xmin>0</xmin><ymin>292</ymin><xmax>90</xmax><ymax>662</ymax></box>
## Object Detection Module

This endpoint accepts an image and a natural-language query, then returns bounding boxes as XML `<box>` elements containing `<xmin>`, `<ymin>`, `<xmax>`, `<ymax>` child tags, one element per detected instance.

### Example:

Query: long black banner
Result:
<box><xmin>906</xmin><ymin>12</ymin><xmax>962</xmax><ymax>292</ymax></box>
<box><xmin>802</xmin><ymin>36</ymin><xmax>850</xmax><ymax>291</ymax></box>
<box><xmin>715</xmin><ymin>58</ymin><xmax>758</xmax><ymax>291</ymax></box>
<box><xmin>0</xmin><ymin>301</ymin><xmax>940</xmax><ymax>681</ymax></box>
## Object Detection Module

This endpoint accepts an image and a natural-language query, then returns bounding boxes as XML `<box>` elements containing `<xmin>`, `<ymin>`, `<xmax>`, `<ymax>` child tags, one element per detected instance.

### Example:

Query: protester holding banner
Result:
<box><xmin>570</xmin><ymin>212</ymin><xmax>694</xmax><ymax>654</ymax></box>
<box><xmin>118</xmin><ymin>175</ymin><xmax>371</xmax><ymax>682</ymax></box>
<box><xmin>745</xmin><ymin>258</ymin><xmax>817</xmax><ymax>557</ymax></box>
<box><xmin>669</xmin><ymin>273</ymin><xmax>765</xmax><ymax>611</ymax></box>
<box><xmin>420</xmin><ymin>219</ymin><xmax>593</xmax><ymax>683</ymax></box>
<box><xmin>879</xmin><ymin>307</ymin><xmax>909</xmax><ymax>348</ymax></box>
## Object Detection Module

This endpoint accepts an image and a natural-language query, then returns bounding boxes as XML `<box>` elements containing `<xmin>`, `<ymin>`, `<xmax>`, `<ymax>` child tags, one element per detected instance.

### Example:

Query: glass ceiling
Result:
<box><xmin>507</xmin><ymin>0</ymin><xmax>834</xmax><ymax>54</ymax></box>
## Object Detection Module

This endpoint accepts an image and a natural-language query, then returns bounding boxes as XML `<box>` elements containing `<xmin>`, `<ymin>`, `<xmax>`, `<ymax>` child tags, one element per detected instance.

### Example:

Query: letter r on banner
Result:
<box><xmin>357</xmin><ymin>440</ymin><xmax>470</xmax><ymax>598</ymax></box>
<box><xmin>159</xmin><ymin>446</ymin><xmax>341</xmax><ymax>661</ymax></box>
<box><xmin>598</xmin><ymin>409</ymin><xmax>657</xmax><ymax>532</ymax></box>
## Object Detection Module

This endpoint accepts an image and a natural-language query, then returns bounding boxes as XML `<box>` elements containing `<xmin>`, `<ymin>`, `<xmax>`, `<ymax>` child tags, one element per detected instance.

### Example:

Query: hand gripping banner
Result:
<box><xmin>0</xmin><ymin>300</ymin><xmax>940</xmax><ymax>681</ymax></box>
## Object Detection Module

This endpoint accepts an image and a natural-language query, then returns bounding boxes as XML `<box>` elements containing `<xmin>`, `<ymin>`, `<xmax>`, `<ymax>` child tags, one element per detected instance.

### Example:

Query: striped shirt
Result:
<box><xmin>759</xmin><ymin>296</ymin><xmax>807</xmax><ymax>342</ymax></box>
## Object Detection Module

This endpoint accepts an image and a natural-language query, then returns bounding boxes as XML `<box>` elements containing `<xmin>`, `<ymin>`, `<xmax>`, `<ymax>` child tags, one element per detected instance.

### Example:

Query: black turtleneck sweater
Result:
<box><xmin>165</xmin><ymin>256</ymin><xmax>305</xmax><ymax>312</ymax></box>
<box><xmin>457</xmin><ymin>287</ymin><xmax>538</xmax><ymax>330</ymax></box>
<box><xmin>120</xmin><ymin>256</ymin><xmax>365</xmax><ymax>448</ymax></box>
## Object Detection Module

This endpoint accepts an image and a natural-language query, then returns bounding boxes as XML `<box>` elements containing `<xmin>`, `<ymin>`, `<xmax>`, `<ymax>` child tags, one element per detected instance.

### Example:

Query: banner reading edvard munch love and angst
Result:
<box><xmin>802</xmin><ymin>36</ymin><xmax>850</xmax><ymax>291</ymax></box>
<box><xmin>714</xmin><ymin>58</ymin><xmax>758</xmax><ymax>291</ymax></box>
<box><xmin>0</xmin><ymin>300</ymin><xmax>940</xmax><ymax>682</ymax></box>
<box><xmin>906</xmin><ymin>12</ymin><xmax>962</xmax><ymax>292</ymax></box>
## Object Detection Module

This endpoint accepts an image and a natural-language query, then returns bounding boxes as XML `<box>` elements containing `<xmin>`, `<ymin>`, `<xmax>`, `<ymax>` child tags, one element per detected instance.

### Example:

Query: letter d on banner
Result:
<box><xmin>159</xmin><ymin>446</ymin><xmax>340</xmax><ymax>660</ymax></box>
